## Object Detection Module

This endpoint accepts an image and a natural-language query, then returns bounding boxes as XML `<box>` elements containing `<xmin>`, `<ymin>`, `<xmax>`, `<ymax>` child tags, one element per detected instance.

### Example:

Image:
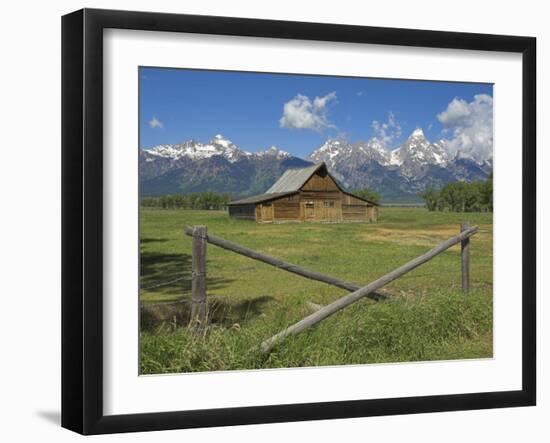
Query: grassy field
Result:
<box><xmin>139</xmin><ymin>207</ymin><xmax>493</xmax><ymax>374</ymax></box>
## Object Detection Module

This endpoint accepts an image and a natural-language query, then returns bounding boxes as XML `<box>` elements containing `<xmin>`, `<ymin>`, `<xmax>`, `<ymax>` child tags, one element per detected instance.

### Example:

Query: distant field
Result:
<box><xmin>140</xmin><ymin>207</ymin><xmax>493</xmax><ymax>374</ymax></box>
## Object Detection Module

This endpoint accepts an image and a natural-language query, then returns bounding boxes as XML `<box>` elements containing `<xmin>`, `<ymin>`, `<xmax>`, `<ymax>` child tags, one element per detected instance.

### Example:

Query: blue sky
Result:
<box><xmin>139</xmin><ymin>67</ymin><xmax>493</xmax><ymax>159</ymax></box>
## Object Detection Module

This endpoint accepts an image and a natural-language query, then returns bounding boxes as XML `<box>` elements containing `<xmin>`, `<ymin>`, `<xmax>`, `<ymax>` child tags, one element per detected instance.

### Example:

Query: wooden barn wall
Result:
<box><xmin>229</xmin><ymin>169</ymin><xmax>379</xmax><ymax>223</ymax></box>
<box><xmin>314</xmin><ymin>198</ymin><xmax>341</xmax><ymax>222</ymax></box>
<box><xmin>273</xmin><ymin>196</ymin><xmax>300</xmax><ymax>220</ymax></box>
<box><xmin>259</xmin><ymin>202</ymin><xmax>274</xmax><ymax>222</ymax></box>
<box><xmin>299</xmin><ymin>193</ymin><xmax>342</xmax><ymax>222</ymax></box>
<box><xmin>300</xmin><ymin>190</ymin><xmax>340</xmax><ymax>200</ymax></box>
<box><xmin>230</xmin><ymin>199</ymin><xmax>377</xmax><ymax>223</ymax></box>
<box><xmin>301</xmin><ymin>171</ymin><xmax>339</xmax><ymax>192</ymax></box>
<box><xmin>367</xmin><ymin>206</ymin><xmax>379</xmax><ymax>222</ymax></box>
<box><xmin>342</xmin><ymin>204</ymin><xmax>367</xmax><ymax>220</ymax></box>
<box><xmin>229</xmin><ymin>204</ymin><xmax>256</xmax><ymax>220</ymax></box>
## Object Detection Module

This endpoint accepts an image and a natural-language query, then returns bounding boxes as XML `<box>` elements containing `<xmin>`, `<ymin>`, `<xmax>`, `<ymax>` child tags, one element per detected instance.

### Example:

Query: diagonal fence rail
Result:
<box><xmin>259</xmin><ymin>224</ymin><xmax>478</xmax><ymax>353</ymax></box>
<box><xmin>183</xmin><ymin>223</ymin><xmax>478</xmax><ymax>353</ymax></box>
<box><xmin>183</xmin><ymin>225</ymin><xmax>389</xmax><ymax>326</ymax></box>
<box><xmin>183</xmin><ymin>226</ymin><xmax>385</xmax><ymax>299</ymax></box>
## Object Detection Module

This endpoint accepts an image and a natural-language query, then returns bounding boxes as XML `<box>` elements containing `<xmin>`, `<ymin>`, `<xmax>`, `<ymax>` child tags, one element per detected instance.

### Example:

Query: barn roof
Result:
<box><xmin>266</xmin><ymin>163</ymin><xmax>324</xmax><ymax>193</ymax></box>
<box><xmin>227</xmin><ymin>191</ymin><xmax>296</xmax><ymax>205</ymax></box>
<box><xmin>228</xmin><ymin>162</ymin><xmax>379</xmax><ymax>206</ymax></box>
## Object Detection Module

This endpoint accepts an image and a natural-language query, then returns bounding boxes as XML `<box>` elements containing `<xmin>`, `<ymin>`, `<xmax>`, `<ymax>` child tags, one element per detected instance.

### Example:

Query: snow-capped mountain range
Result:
<box><xmin>139</xmin><ymin>135</ymin><xmax>309</xmax><ymax>198</ymax></box>
<box><xmin>306</xmin><ymin>128</ymin><xmax>490</xmax><ymax>199</ymax></box>
<box><xmin>140</xmin><ymin>129</ymin><xmax>492</xmax><ymax>202</ymax></box>
<box><xmin>144</xmin><ymin>134</ymin><xmax>291</xmax><ymax>163</ymax></box>
<box><xmin>311</xmin><ymin>128</ymin><xmax>449</xmax><ymax>172</ymax></box>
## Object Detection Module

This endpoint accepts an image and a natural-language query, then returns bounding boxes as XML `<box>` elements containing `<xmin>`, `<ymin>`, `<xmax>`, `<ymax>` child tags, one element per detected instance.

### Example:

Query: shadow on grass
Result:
<box><xmin>140</xmin><ymin>250</ymin><xmax>192</xmax><ymax>297</ymax></box>
<box><xmin>140</xmin><ymin>237</ymin><xmax>170</xmax><ymax>244</ymax></box>
<box><xmin>141</xmin><ymin>295</ymin><xmax>274</xmax><ymax>331</ymax></box>
<box><xmin>140</xmin><ymin>247</ymin><xmax>235</xmax><ymax>296</ymax></box>
<box><xmin>140</xmin><ymin>242</ymin><xmax>266</xmax><ymax>329</ymax></box>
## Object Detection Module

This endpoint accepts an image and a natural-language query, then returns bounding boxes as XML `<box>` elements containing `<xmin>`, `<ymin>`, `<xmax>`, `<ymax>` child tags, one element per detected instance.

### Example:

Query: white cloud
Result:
<box><xmin>437</xmin><ymin>94</ymin><xmax>493</xmax><ymax>162</ymax></box>
<box><xmin>371</xmin><ymin>111</ymin><xmax>402</xmax><ymax>147</ymax></box>
<box><xmin>148</xmin><ymin>116</ymin><xmax>164</xmax><ymax>129</ymax></box>
<box><xmin>279</xmin><ymin>92</ymin><xmax>337</xmax><ymax>132</ymax></box>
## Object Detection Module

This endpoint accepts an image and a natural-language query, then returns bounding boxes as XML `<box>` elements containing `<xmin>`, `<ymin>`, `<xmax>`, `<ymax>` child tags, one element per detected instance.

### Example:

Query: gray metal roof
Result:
<box><xmin>266</xmin><ymin>163</ymin><xmax>324</xmax><ymax>193</ymax></box>
<box><xmin>228</xmin><ymin>191</ymin><xmax>296</xmax><ymax>205</ymax></box>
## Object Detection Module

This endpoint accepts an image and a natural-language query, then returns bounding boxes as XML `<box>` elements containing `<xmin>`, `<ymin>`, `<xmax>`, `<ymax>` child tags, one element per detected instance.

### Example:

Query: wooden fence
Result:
<box><xmin>184</xmin><ymin>223</ymin><xmax>478</xmax><ymax>352</ymax></box>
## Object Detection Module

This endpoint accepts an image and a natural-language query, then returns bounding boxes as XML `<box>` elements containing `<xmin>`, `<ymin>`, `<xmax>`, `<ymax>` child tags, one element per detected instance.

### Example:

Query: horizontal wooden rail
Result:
<box><xmin>184</xmin><ymin>226</ymin><xmax>386</xmax><ymax>301</ymax></box>
<box><xmin>259</xmin><ymin>225</ymin><xmax>479</xmax><ymax>354</ymax></box>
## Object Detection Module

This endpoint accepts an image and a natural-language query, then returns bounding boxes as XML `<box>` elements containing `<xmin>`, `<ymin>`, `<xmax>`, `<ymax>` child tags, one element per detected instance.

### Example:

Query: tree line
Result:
<box><xmin>142</xmin><ymin>188</ymin><xmax>383</xmax><ymax>210</ymax></box>
<box><xmin>141</xmin><ymin>191</ymin><xmax>232</xmax><ymax>210</ymax></box>
<box><xmin>419</xmin><ymin>176</ymin><xmax>493</xmax><ymax>212</ymax></box>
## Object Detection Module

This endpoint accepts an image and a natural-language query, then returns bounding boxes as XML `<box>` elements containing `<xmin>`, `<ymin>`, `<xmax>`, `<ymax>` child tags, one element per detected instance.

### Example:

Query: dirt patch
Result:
<box><xmin>358</xmin><ymin>225</ymin><xmax>462</xmax><ymax>247</ymax></box>
<box><xmin>140</xmin><ymin>295</ymin><xmax>274</xmax><ymax>331</ymax></box>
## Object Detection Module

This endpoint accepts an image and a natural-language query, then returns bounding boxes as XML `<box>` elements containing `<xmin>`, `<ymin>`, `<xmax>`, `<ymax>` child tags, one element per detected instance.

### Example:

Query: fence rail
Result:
<box><xmin>183</xmin><ymin>223</ymin><xmax>478</xmax><ymax>352</ymax></box>
<box><xmin>259</xmin><ymin>224</ymin><xmax>478</xmax><ymax>353</ymax></box>
<box><xmin>183</xmin><ymin>226</ymin><xmax>386</xmax><ymax>300</ymax></box>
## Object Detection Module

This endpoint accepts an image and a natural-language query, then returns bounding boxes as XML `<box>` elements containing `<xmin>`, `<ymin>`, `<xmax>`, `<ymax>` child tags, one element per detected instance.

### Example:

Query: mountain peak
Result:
<box><xmin>256</xmin><ymin>145</ymin><xmax>291</xmax><ymax>158</ymax></box>
<box><xmin>210</xmin><ymin>134</ymin><xmax>234</xmax><ymax>148</ymax></box>
<box><xmin>410</xmin><ymin>128</ymin><xmax>425</xmax><ymax>138</ymax></box>
<box><xmin>308</xmin><ymin>139</ymin><xmax>352</xmax><ymax>169</ymax></box>
<box><xmin>318</xmin><ymin>138</ymin><xmax>345</xmax><ymax>151</ymax></box>
<box><xmin>392</xmin><ymin>128</ymin><xmax>450</xmax><ymax>174</ymax></box>
<box><xmin>146</xmin><ymin>134</ymin><xmax>250</xmax><ymax>163</ymax></box>
<box><xmin>309</xmin><ymin>137</ymin><xmax>391</xmax><ymax>171</ymax></box>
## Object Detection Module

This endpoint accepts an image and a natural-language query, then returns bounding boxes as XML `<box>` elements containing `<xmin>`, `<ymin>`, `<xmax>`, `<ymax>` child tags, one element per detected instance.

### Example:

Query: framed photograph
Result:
<box><xmin>62</xmin><ymin>8</ymin><xmax>536</xmax><ymax>434</ymax></box>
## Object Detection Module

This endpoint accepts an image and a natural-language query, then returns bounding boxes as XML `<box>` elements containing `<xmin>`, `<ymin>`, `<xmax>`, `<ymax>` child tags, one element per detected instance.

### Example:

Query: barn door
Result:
<box><xmin>305</xmin><ymin>202</ymin><xmax>315</xmax><ymax>220</ymax></box>
<box><xmin>261</xmin><ymin>203</ymin><xmax>273</xmax><ymax>222</ymax></box>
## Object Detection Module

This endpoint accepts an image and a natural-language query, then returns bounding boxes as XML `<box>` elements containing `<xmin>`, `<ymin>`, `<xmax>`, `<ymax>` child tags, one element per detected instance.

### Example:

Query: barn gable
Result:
<box><xmin>300</xmin><ymin>166</ymin><xmax>340</xmax><ymax>193</ymax></box>
<box><xmin>265</xmin><ymin>163</ymin><xmax>322</xmax><ymax>193</ymax></box>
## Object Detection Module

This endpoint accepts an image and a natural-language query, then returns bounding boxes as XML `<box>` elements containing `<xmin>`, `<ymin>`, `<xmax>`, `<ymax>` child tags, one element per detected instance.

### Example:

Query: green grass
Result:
<box><xmin>139</xmin><ymin>207</ymin><xmax>493</xmax><ymax>374</ymax></box>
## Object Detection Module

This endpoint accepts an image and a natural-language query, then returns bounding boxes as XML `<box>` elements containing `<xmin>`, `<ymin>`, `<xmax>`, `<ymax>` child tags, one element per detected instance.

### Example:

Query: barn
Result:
<box><xmin>228</xmin><ymin>162</ymin><xmax>379</xmax><ymax>223</ymax></box>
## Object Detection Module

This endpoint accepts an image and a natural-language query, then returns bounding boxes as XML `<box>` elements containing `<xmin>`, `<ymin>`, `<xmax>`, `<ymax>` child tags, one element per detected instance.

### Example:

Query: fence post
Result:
<box><xmin>461</xmin><ymin>222</ymin><xmax>470</xmax><ymax>294</ymax></box>
<box><xmin>190</xmin><ymin>225</ymin><xmax>207</xmax><ymax>327</ymax></box>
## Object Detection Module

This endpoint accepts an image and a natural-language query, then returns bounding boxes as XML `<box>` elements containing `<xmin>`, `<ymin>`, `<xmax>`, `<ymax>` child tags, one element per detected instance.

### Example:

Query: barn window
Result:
<box><xmin>324</xmin><ymin>201</ymin><xmax>335</xmax><ymax>208</ymax></box>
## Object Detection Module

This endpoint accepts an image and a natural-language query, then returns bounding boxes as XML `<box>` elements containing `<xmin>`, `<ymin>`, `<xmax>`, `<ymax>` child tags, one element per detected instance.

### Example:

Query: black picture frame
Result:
<box><xmin>61</xmin><ymin>8</ymin><xmax>536</xmax><ymax>435</ymax></box>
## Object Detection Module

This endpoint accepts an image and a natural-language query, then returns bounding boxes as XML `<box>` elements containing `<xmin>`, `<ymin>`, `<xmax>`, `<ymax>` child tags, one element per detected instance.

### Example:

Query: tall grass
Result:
<box><xmin>139</xmin><ymin>207</ymin><xmax>493</xmax><ymax>373</ymax></box>
<box><xmin>140</xmin><ymin>290</ymin><xmax>492</xmax><ymax>374</ymax></box>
